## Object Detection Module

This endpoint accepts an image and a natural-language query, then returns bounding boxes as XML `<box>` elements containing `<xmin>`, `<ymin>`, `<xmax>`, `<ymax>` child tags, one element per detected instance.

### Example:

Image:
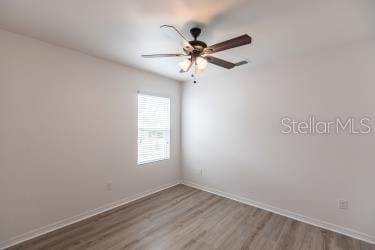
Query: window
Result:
<box><xmin>138</xmin><ymin>93</ymin><xmax>170</xmax><ymax>165</ymax></box>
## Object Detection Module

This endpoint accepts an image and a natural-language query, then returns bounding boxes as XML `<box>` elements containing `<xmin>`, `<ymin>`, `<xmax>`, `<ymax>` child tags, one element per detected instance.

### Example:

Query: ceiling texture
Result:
<box><xmin>0</xmin><ymin>0</ymin><xmax>374</xmax><ymax>82</ymax></box>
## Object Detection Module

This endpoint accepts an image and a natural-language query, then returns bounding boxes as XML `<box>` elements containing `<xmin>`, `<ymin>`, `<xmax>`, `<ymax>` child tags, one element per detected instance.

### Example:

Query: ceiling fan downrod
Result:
<box><xmin>190</xmin><ymin>27</ymin><xmax>201</xmax><ymax>41</ymax></box>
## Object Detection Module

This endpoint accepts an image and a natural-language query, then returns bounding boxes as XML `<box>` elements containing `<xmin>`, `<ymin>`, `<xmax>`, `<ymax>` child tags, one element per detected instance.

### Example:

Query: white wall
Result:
<box><xmin>0</xmin><ymin>29</ymin><xmax>181</xmax><ymax>243</ymax></box>
<box><xmin>182</xmin><ymin>39</ymin><xmax>375</xmax><ymax>241</ymax></box>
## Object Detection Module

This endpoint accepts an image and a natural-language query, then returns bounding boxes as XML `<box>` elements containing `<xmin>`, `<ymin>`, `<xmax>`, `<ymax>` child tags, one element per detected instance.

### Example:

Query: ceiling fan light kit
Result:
<box><xmin>142</xmin><ymin>25</ymin><xmax>252</xmax><ymax>80</ymax></box>
<box><xmin>195</xmin><ymin>56</ymin><xmax>208</xmax><ymax>70</ymax></box>
<box><xmin>179</xmin><ymin>58</ymin><xmax>192</xmax><ymax>72</ymax></box>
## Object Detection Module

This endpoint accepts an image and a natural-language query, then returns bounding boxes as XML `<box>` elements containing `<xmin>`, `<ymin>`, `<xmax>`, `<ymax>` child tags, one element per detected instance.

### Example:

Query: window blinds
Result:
<box><xmin>137</xmin><ymin>93</ymin><xmax>170</xmax><ymax>164</ymax></box>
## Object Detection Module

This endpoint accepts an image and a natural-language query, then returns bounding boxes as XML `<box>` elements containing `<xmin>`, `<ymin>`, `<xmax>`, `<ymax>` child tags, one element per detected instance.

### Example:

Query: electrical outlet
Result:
<box><xmin>106</xmin><ymin>182</ymin><xmax>113</xmax><ymax>191</ymax></box>
<box><xmin>338</xmin><ymin>199</ymin><xmax>348</xmax><ymax>210</ymax></box>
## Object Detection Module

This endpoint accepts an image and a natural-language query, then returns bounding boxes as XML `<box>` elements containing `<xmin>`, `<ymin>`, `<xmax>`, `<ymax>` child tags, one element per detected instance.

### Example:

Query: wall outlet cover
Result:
<box><xmin>338</xmin><ymin>199</ymin><xmax>349</xmax><ymax>210</ymax></box>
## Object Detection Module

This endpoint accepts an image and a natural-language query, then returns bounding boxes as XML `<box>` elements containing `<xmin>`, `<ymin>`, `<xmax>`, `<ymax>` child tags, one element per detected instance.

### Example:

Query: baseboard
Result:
<box><xmin>0</xmin><ymin>180</ymin><xmax>182</xmax><ymax>250</ymax></box>
<box><xmin>182</xmin><ymin>180</ymin><xmax>375</xmax><ymax>245</ymax></box>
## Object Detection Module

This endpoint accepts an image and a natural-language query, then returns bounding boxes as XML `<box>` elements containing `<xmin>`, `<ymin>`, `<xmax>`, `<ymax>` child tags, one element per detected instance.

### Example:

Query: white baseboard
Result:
<box><xmin>0</xmin><ymin>180</ymin><xmax>181</xmax><ymax>250</ymax></box>
<box><xmin>182</xmin><ymin>180</ymin><xmax>375</xmax><ymax>245</ymax></box>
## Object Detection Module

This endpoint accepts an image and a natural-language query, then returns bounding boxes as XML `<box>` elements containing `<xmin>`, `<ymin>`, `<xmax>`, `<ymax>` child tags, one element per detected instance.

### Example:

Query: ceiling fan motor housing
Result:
<box><xmin>185</xmin><ymin>27</ymin><xmax>207</xmax><ymax>56</ymax></box>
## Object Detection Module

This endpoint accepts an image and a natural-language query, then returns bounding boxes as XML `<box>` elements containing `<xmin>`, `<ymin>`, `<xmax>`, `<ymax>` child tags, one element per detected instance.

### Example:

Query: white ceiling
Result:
<box><xmin>1</xmin><ymin>0</ymin><xmax>374</xmax><ymax>82</ymax></box>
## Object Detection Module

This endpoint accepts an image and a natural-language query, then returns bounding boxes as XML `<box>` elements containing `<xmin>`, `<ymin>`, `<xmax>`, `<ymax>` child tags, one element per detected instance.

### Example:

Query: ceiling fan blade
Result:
<box><xmin>205</xmin><ymin>56</ymin><xmax>236</xmax><ymax>69</ymax></box>
<box><xmin>204</xmin><ymin>34</ymin><xmax>252</xmax><ymax>54</ymax></box>
<box><xmin>160</xmin><ymin>25</ymin><xmax>195</xmax><ymax>52</ymax></box>
<box><xmin>235</xmin><ymin>60</ymin><xmax>248</xmax><ymax>67</ymax></box>
<box><xmin>141</xmin><ymin>53</ymin><xmax>187</xmax><ymax>58</ymax></box>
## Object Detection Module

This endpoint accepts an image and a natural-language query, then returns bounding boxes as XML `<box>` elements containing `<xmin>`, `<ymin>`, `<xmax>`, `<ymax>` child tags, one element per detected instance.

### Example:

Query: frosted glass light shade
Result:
<box><xmin>179</xmin><ymin>59</ymin><xmax>192</xmax><ymax>71</ymax></box>
<box><xmin>195</xmin><ymin>56</ymin><xmax>208</xmax><ymax>70</ymax></box>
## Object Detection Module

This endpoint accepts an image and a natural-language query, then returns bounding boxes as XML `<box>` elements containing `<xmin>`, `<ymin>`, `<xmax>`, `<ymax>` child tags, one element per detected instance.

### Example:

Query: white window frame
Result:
<box><xmin>137</xmin><ymin>91</ymin><xmax>171</xmax><ymax>165</ymax></box>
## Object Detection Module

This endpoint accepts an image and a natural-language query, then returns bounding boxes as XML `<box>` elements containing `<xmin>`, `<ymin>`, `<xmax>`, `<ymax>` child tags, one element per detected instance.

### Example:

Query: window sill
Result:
<box><xmin>137</xmin><ymin>158</ymin><xmax>170</xmax><ymax>166</ymax></box>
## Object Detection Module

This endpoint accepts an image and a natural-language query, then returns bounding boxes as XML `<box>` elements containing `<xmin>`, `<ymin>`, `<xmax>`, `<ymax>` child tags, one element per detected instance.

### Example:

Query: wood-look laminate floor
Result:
<box><xmin>9</xmin><ymin>185</ymin><xmax>374</xmax><ymax>250</ymax></box>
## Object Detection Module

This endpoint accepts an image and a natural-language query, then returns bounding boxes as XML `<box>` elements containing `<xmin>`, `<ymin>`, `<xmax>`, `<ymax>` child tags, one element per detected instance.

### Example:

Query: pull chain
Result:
<box><xmin>191</xmin><ymin>74</ymin><xmax>197</xmax><ymax>84</ymax></box>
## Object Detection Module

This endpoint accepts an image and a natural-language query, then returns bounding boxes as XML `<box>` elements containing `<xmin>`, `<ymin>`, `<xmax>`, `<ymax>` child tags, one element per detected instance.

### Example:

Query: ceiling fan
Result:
<box><xmin>142</xmin><ymin>25</ymin><xmax>252</xmax><ymax>76</ymax></box>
